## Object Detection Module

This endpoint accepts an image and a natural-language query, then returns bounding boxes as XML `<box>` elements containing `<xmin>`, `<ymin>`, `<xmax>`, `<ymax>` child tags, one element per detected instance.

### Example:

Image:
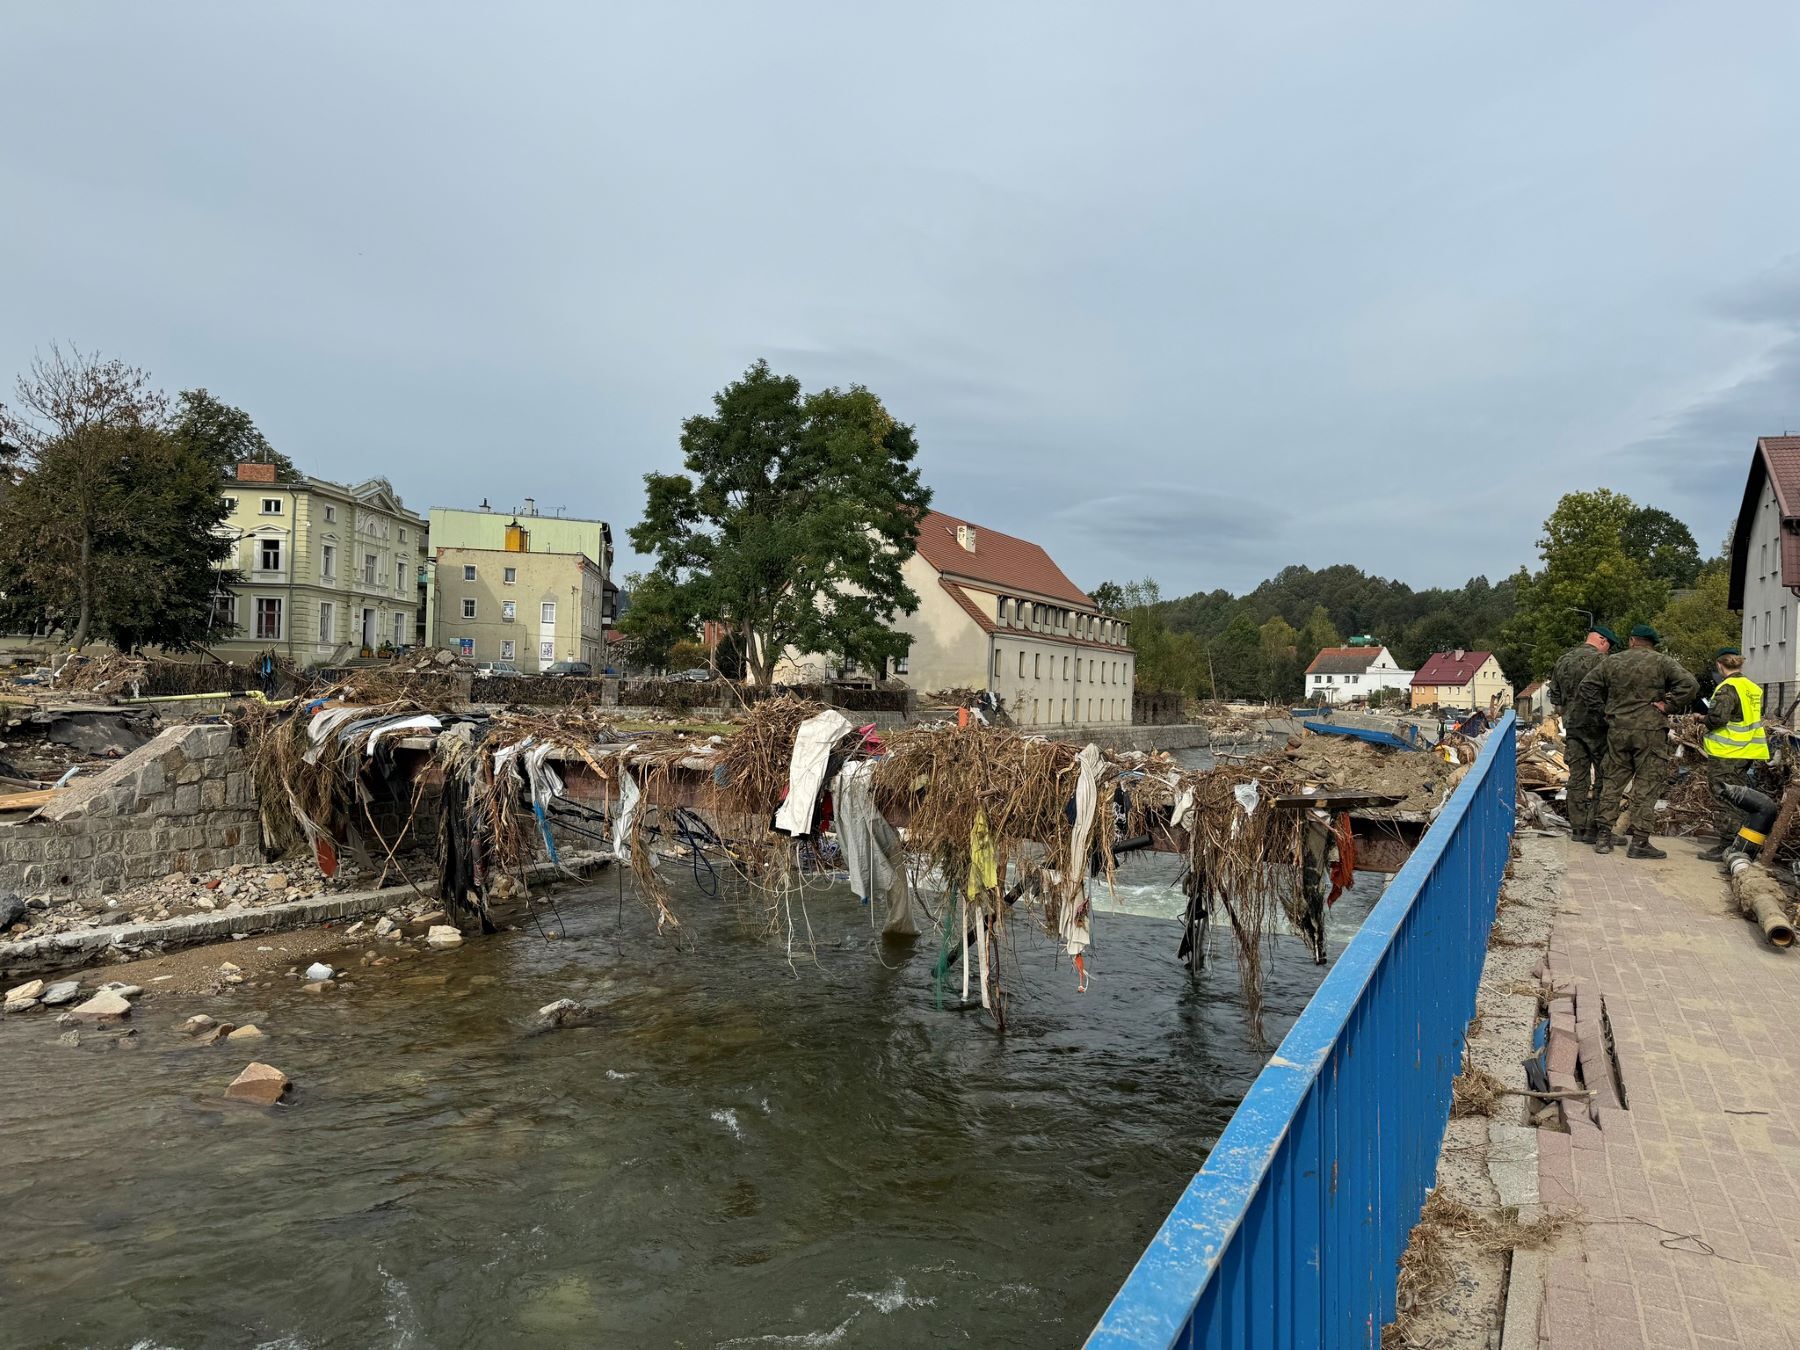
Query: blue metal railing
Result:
<box><xmin>1089</xmin><ymin>712</ymin><xmax>1517</xmax><ymax>1349</ymax></box>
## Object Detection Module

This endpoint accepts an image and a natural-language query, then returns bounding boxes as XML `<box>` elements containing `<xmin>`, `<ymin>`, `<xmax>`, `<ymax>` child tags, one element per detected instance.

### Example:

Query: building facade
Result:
<box><xmin>1728</xmin><ymin>436</ymin><xmax>1800</xmax><ymax>719</ymax></box>
<box><xmin>432</xmin><ymin>544</ymin><xmax>607</xmax><ymax>672</ymax></box>
<box><xmin>424</xmin><ymin>501</ymin><xmax>613</xmax><ymax>649</ymax></box>
<box><xmin>210</xmin><ymin>463</ymin><xmax>427</xmax><ymax>666</ymax></box>
<box><xmin>1304</xmin><ymin>644</ymin><xmax>1414</xmax><ymax>705</ymax></box>
<box><xmin>1409</xmin><ymin>650</ymin><xmax>1513</xmax><ymax>711</ymax></box>
<box><xmin>781</xmin><ymin>511</ymin><xmax>1135</xmax><ymax>728</ymax></box>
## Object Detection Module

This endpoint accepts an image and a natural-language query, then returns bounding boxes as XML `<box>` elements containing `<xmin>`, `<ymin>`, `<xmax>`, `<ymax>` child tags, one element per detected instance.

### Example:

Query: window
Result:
<box><xmin>1766</xmin><ymin>611</ymin><xmax>1773</xmax><ymax>647</ymax></box>
<box><xmin>504</xmin><ymin>567</ymin><xmax>517</xmax><ymax>585</ymax></box>
<box><xmin>1034</xmin><ymin>653</ymin><xmax>1041</xmax><ymax>678</ymax></box>
<box><xmin>1762</xmin><ymin>542</ymin><xmax>1769</xmax><ymax>572</ymax></box>
<box><xmin>364</xmin><ymin>553</ymin><xmax>377</xmax><ymax>584</ymax></box>
<box><xmin>502</xmin><ymin>600</ymin><xmax>516</xmax><ymax>622</ymax></box>
<box><xmin>894</xmin><ymin>656</ymin><xmax>910</xmax><ymax>676</ymax></box>
<box><xmin>321</xmin><ymin>544</ymin><xmax>335</xmax><ymax>579</ymax></box>
<box><xmin>258</xmin><ymin>538</ymin><xmax>282</xmax><ymax>572</ymax></box>
<box><xmin>394</xmin><ymin>613</ymin><xmax>406</xmax><ymax>647</ymax></box>
<box><xmin>1062</xmin><ymin>656</ymin><xmax>1069</xmax><ymax>679</ymax></box>
<box><xmin>993</xmin><ymin>648</ymin><xmax>1002</xmax><ymax>677</ymax></box>
<box><xmin>261</xmin><ymin>497</ymin><xmax>283</xmax><ymax>515</ymax></box>
<box><xmin>324</xmin><ymin>505</ymin><xmax>336</xmax><ymax>523</ymax></box>
<box><xmin>1032</xmin><ymin>698</ymin><xmax>1040</xmax><ymax>723</ymax></box>
<box><xmin>1086</xmin><ymin>699</ymin><xmax>1093</xmax><ymax>721</ymax></box>
<box><xmin>1751</xmin><ymin>615</ymin><xmax>1759</xmax><ymax>643</ymax></box>
<box><xmin>501</xmin><ymin>639</ymin><xmax>516</xmax><ymax>661</ymax></box>
<box><xmin>1785</xmin><ymin>605</ymin><xmax>1791</xmax><ymax>643</ymax></box>
<box><xmin>462</xmin><ymin>598</ymin><xmax>477</xmax><ymax>619</ymax></box>
<box><xmin>399</xmin><ymin>528</ymin><xmax>408</xmax><ymax>543</ymax></box>
<box><xmin>318</xmin><ymin>602</ymin><xmax>334</xmax><ymax>642</ymax></box>
<box><xmin>541</xmin><ymin>601</ymin><xmax>556</xmax><ymax>624</ymax></box>
<box><xmin>255</xmin><ymin>597</ymin><xmax>282</xmax><ymax>639</ymax></box>
<box><xmin>211</xmin><ymin>593</ymin><xmax>236</xmax><ymax>629</ymax></box>
<box><xmin>1060</xmin><ymin>698</ymin><xmax>1067</xmax><ymax>722</ymax></box>
<box><xmin>1088</xmin><ymin>659</ymin><xmax>1094</xmax><ymax>680</ymax></box>
<box><xmin>463</xmin><ymin>565</ymin><xmax>477</xmax><ymax>582</ymax></box>
<box><xmin>397</xmin><ymin>561</ymin><xmax>407</xmax><ymax>590</ymax></box>
<box><xmin>1019</xmin><ymin>652</ymin><xmax>1026</xmax><ymax>677</ymax></box>
<box><xmin>222</xmin><ymin>496</ymin><xmax>238</xmax><ymax>512</ymax></box>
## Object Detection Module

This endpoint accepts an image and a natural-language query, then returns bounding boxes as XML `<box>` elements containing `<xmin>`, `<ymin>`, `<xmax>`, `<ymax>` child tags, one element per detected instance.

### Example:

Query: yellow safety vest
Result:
<box><xmin>1705</xmin><ymin>675</ymin><xmax>1769</xmax><ymax>761</ymax></box>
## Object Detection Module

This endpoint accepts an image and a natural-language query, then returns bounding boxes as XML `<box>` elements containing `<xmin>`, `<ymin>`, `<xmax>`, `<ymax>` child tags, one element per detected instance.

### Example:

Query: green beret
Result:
<box><xmin>1714</xmin><ymin>646</ymin><xmax>1741</xmax><ymax>659</ymax></box>
<box><xmin>1630</xmin><ymin>623</ymin><xmax>1659</xmax><ymax>642</ymax></box>
<box><xmin>1592</xmin><ymin>625</ymin><xmax>1620</xmax><ymax>647</ymax></box>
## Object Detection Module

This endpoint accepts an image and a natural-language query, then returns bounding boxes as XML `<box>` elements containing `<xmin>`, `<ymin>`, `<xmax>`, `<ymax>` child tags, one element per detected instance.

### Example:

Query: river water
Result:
<box><xmin>0</xmin><ymin>751</ymin><xmax>1383</xmax><ymax>1349</ymax></box>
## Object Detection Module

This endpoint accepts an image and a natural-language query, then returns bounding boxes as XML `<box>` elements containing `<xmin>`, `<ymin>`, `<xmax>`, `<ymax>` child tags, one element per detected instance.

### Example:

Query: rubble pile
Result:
<box><xmin>0</xmin><ymin>856</ymin><xmax>422</xmax><ymax>946</ymax></box>
<box><xmin>1278</xmin><ymin>735</ymin><xmax>1455</xmax><ymax>814</ymax></box>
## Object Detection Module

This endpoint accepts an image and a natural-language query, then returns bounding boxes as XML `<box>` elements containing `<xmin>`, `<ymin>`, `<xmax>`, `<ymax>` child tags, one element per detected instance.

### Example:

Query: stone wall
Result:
<box><xmin>0</xmin><ymin>723</ymin><xmax>263</xmax><ymax>898</ymax></box>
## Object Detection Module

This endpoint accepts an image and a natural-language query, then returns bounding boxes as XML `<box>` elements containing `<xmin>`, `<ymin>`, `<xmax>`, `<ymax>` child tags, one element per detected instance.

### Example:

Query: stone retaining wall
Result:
<box><xmin>0</xmin><ymin>723</ymin><xmax>263</xmax><ymax>897</ymax></box>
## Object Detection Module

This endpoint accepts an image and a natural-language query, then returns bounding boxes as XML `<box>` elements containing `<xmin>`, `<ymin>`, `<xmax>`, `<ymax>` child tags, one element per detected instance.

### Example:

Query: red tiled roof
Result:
<box><xmin>913</xmin><ymin>510</ymin><xmax>1093</xmax><ymax>607</ymax></box>
<box><xmin>1306</xmin><ymin>646</ymin><xmax>1384</xmax><ymax>676</ymax></box>
<box><xmin>1412</xmin><ymin>650</ymin><xmax>1493</xmax><ymax>688</ymax></box>
<box><xmin>1729</xmin><ymin>436</ymin><xmax>1800</xmax><ymax>609</ymax></box>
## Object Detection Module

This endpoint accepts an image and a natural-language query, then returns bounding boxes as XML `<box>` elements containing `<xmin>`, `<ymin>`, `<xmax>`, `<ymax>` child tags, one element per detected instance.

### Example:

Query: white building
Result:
<box><xmin>1728</xmin><ymin>435</ymin><xmax>1800</xmax><ymax>719</ymax></box>
<box><xmin>778</xmin><ymin>510</ymin><xmax>1136</xmax><ymax>728</ymax></box>
<box><xmin>1303</xmin><ymin>644</ymin><xmax>1414</xmax><ymax>705</ymax></box>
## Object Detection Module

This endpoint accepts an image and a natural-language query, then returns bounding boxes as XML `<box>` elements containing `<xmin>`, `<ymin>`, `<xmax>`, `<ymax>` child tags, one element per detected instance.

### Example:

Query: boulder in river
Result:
<box><xmin>426</xmin><ymin>925</ymin><xmax>463</xmax><ymax>949</ymax></box>
<box><xmin>65</xmin><ymin>989</ymin><xmax>132</xmax><ymax>1022</ymax></box>
<box><xmin>533</xmin><ymin>998</ymin><xmax>596</xmax><ymax>1031</ymax></box>
<box><xmin>6</xmin><ymin>979</ymin><xmax>44</xmax><ymax>1003</ymax></box>
<box><xmin>40</xmin><ymin>981</ymin><xmax>81</xmax><ymax>1007</ymax></box>
<box><xmin>303</xmin><ymin>962</ymin><xmax>334</xmax><ymax>982</ymax></box>
<box><xmin>224</xmin><ymin>1062</ymin><xmax>290</xmax><ymax>1106</ymax></box>
<box><xmin>227</xmin><ymin>1024</ymin><xmax>266</xmax><ymax>1041</ymax></box>
<box><xmin>180</xmin><ymin>1014</ymin><xmax>216</xmax><ymax>1035</ymax></box>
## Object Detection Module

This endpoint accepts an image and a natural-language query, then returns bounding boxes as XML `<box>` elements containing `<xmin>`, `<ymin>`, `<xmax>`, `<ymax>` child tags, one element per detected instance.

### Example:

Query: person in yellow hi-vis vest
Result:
<box><xmin>1698</xmin><ymin>649</ymin><xmax>1770</xmax><ymax>862</ymax></box>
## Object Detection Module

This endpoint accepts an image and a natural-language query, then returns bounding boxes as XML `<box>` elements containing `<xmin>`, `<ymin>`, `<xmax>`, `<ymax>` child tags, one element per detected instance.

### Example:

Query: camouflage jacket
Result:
<box><xmin>1576</xmin><ymin>646</ymin><xmax>1699</xmax><ymax>733</ymax></box>
<box><xmin>1548</xmin><ymin>642</ymin><xmax>1606</xmax><ymax>736</ymax></box>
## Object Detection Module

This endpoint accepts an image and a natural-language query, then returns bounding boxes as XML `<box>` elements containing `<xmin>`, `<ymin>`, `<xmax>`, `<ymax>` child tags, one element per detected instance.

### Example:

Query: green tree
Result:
<box><xmin>1258</xmin><ymin>614</ymin><xmax>1301</xmax><ymax>700</ymax></box>
<box><xmin>1089</xmin><ymin>580</ymin><xmax>1126</xmax><ymax>613</ymax></box>
<box><xmin>1298</xmin><ymin>604</ymin><xmax>1340</xmax><ymax>661</ymax></box>
<box><xmin>1651</xmin><ymin>559</ymin><xmax>1736</xmax><ymax>674</ymax></box>
<box><xmin>1210</xmin><ymin>613</ymin><xmax>1264</xmax><ymax>698</ymax></box>
<box><xmin>173</xmin><ymin>388</ymin><xmax>298</xmax><ymax>479</ymax></box>
<box><xmin>0</xmin><ymin>346</ymin><xmax>236</xmax><ymax>651</ymax></box>
<box><xmin>613</xmin><ymin>570</ymin><xmax>694</xmax><ymax>671</ymax></box>
<box><xmin>1621</xmin><ymin>506</ymin><xmax>1702</xmax><ymax>590</ymax></box>
<box><xmin>630</xmin><ymin>361</ymin><xmax>931</xmax><ymax>686</ymax></box>
<box><xmin>1505</xmin><ymin>489</ymin><xmax>1670</xmax><ymax>677</ymax></box>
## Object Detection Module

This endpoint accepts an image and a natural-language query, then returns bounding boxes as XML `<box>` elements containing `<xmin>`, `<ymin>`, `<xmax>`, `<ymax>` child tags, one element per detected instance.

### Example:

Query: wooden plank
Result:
<box><xmin>0</xmin><ymin>787</ymin><xmax>61</xmax><ymax>811</ymax></box>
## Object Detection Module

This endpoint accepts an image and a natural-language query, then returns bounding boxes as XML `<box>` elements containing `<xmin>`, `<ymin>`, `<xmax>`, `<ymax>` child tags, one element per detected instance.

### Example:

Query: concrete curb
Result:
<box><xmin>0</xmin><ymin>853</ymin><xmax>610</xmax><ymax>979</ymax></box>
<box><xmin>1489</xmin><ymin>1118</ymin><xmax>1546</xmax><ymax>1350</ymax></box>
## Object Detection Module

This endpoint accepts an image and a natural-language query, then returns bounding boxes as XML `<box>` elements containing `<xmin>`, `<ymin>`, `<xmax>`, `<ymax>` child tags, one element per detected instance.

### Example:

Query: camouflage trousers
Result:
<box><xmin>1705</xmin><ymin>757</ymin><xmax>1755</xmax><ymax>847</ymax></box>
<box><xmin>1564</xmin><ymin>731</ymin><xmax>1606</xmax><ymax>834</ymax></box>
<box><xmin>1594</xmin><ymin>727</ymin><xmax>1671</xmax><ymax>839</ymax></box>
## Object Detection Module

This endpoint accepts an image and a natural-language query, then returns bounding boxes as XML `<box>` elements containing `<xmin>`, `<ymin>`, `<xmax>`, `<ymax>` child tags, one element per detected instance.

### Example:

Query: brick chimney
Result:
<box><xmin>235</xmin><ymin>461</ymin><xmax>277</xmax><ymax>483</ymax></box>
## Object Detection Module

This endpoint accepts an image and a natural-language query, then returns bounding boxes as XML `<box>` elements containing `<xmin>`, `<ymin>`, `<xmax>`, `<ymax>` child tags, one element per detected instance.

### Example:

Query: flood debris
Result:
<box><xmin>224</xmin><ymin>1061</ymin><xmax>290</xmax><ymax>1106</ymax></box>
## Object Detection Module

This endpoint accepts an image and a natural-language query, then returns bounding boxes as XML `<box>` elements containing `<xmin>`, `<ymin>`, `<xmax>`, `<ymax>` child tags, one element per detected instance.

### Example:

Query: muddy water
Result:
<box><xmin>0</xmin><ymin>760</ymin><xmax>1382</xmax><ymax>1349</ymax></box>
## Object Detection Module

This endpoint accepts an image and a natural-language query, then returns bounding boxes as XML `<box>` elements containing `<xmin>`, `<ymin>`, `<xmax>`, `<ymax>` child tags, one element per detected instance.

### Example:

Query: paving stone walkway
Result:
<box><xmin>1537</xmin><ymin>840</ymin><xmax>1800</xmax><ymax>1350</ymax></box>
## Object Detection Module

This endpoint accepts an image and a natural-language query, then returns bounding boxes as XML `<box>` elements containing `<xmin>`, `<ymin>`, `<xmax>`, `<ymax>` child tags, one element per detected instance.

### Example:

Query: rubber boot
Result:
<box><xmin>1593</xmin><ymin>829</ymin><xmax>1615</xmax><ymax>855</ymax></box>
<box><xmin>1697</xmin><ymin>840</ymin><xmax>1729</xmax><ymax>862</ymax></box>
<box><xmin>1627</xmin><ymin>834</ymin><xmax>1667</xmax><ymax>860</ymax></box>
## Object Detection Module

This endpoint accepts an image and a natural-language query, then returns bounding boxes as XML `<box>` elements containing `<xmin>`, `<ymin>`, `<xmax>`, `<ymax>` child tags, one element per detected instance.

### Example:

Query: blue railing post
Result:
<box><xmin>1088</xmin><ymin>713</ymin><xmax>1517</xmax><ymax>1349</ymax></box>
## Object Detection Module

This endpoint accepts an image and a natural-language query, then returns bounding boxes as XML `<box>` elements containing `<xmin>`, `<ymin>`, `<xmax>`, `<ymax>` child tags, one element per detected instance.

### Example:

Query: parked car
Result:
<box><xmin>473</xmin><ymin>662</ymin><xmax>521</xmax><ymax>677</ymax></box>
<box><xmin>544</xmin><ymin>660</ymin><xmax>593</xmax><ymax>677</ymax></box>
<box><xmin>676</xmin><ymin>667</ymin><xmax>714</xmax><ymax>682</ymax></box>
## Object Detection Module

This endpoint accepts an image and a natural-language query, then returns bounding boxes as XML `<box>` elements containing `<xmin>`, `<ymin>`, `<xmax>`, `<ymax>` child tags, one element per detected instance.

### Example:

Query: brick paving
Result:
<box><xmin>1538</xmin><ymin>840</ymin><xmax>1800</xmax><ymax>1349</ymax></box>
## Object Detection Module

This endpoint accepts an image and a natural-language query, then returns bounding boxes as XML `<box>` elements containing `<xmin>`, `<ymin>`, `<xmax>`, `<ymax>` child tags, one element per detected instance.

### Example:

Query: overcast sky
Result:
<box><xmin>4</xmin><ymin>4</ymin><xmax>1798</xmax><ymax>596</ymax></box>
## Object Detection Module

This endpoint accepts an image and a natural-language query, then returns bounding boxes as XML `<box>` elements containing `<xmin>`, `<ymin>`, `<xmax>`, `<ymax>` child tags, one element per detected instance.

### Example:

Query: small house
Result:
<box><xmin>1303</xmin><ymin>644</ymin><xmax>1414</xmax><ymax>705</ymax></box>
<box><xmin>1410</xmin><ymin>649</ymin><xmax>1512</xmax><ymax>711</ymax></box>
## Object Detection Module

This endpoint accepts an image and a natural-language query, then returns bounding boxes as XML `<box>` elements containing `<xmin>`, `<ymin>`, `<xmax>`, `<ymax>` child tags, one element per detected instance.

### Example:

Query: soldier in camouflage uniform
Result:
<box><xmin>1578</xmin><ymin>624</ymin><xmax>1699</xmax><ymax>858</ymax></box>
<box><xmin>1548</xmin><ymin>625</ymin><xmax>1618</xmax><ymax>843</ymax></box>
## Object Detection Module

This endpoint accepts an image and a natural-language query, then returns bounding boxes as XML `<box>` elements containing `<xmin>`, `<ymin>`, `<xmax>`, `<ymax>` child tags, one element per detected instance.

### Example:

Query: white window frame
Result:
<box><xmin>324</xmin><ymin>504</ymin><xmax>336</xmax><ymax>523</ymax></box>
<box><xmin>255</xmin><ymin>597</ymin><xmax>283</xmax><ymax>640</ymax></box>
<box><xmin>394</xmin><ymin>613</ymin><xmax>406</xmax><ymax>647</ymax></box>
<box><xmin>321</xmin><ymin>543</ymin><xmax>335</xmax><ymax>579</ymax></box>
<box><xmin>502</xmin><ymin>600</ymin><xmax>516</xmax><ymax>623</ymax></box>
<box><xmin>222</xmin><ymin>495</ymin><xmax>238</xmax><ymax>512</ymax></box>
<box><xmin>260</xmin><ymin>497</ymin><xmax>283</xmax><ymax>515</ymax></box>
<box><xmin>463</xmin><ymin>565</ymin><xmax>477</xmax><ymax>582</ymax></box>
<box><xmin>397</xmin><ymin>560</ymin><xmax>407</xmax><ymax>590</ymax></box>
<box><xmin>462</xmin><ymin>598</ymin><xmax>477</xmax><ymax>619</ymax></box>
<box><xmin>503</xmin><ymin>567</ymin><xmax>517</xmax><ymax>585</ymax></box>
<box><xmin>318</xmin><ymin>602</ymin><xmax>334</xmax><ymax>643</ymax></box>
<box><xmin>258</xmin><ymin>538</ymin><xmax>282</xmax><ymax>572</ymax></box>
<box><xmin>541</xmin><ymin>601</ymin><xmax>556</xmax><ymax>624</ymax></box>
<box><xmin>364</xmin><ymin>553</ymin><xmax>378</xmax><ymax>585</ymax></box>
